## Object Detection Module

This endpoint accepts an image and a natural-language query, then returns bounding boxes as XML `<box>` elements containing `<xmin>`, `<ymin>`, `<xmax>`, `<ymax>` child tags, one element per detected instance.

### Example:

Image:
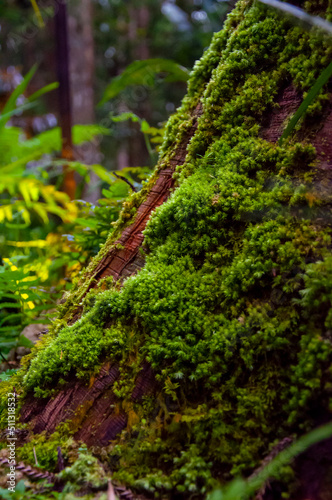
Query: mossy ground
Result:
<box><xmin>1</xmin><ymin>0</ymin><xmax>332</xmax><ymax>497</ymax></box>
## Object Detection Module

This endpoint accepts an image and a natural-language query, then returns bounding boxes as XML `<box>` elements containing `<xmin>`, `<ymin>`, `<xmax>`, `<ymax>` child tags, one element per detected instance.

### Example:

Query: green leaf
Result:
<box><xmin>27</xmin><ymin>81</ymin><xmax>59</xmax><ymax>103</ymax></box>
<box><xmin>17</xmin><ymin>334</ymin><xmax>34</xmax><ymax>348</ymax></box>
<box><xmin>0</xmin><ymin>82</ymin><xmax>58</xmax><ymax>129</ymax></box>
<box><xmin>0</xmin><ymin>369</ymin><xmax>17</xmax><ymax>382</ymax></box>
<box><xmin>0</xmin><ymin>302</ymin><xmax>21</xmax><ymax>309</ymax></box>
<box><xmin>0</xmin><ymin>313</ymin><xmax>23</xmax><ymax>327</ymax></box>
<box><xmin>15</xmin><ymin>480</ymin><xmax>26</xmax><ymax>494</ymax></box>
<box><xmin>72</xmin><ymin>124</ymin><xmax>111</xmax><ymax>144</ymax></box>
<box><xmin>140</xmin><ymin>119</ymin><xmax>150</xmax><ymax>132</ymax></box>
<box><xmin>89</xmin><ymin>164</ymin><xmax>119</xmax><ymax>185</ymax></box>
<box><xmin>110</xmin><ymin>112</ymin><xmax>140</xmax><ymax>123</ymax></box>
<box><xmin>75</xmin><ymin>218</ymin><xmax>99</xmax><ymax>229</ymax></box>
<box><xmin>279</xmin><ymin>60</ymin><xmax>332</xmax><ymax>144</ymax></box>
<box><xmin>107</xmin><ymin>180</ymin><xmax>130</xmax><ymax>199</ymax></box>
<box><xmin>0</xmin><ymin>102</ymin><xmax>37</xmax><ymax>126</ymax></box>
<box><xmin>0</xmin><ymin>487</ymin><xmax>13</xmax><ymax>499</ymax></box>
<box><xmin>99</xmin><ymin>58</ymin><xmax>189</xmax><ymax>105</ymax></box>
<box><xmin>209</xmin><ymin>422</ymin><xmax>332</xmax><ymax>500</ymax></box>
<box><xmin>1</xmin><ymin>64</ymin><xmax>37</xmax><ymax>116</ymax></box>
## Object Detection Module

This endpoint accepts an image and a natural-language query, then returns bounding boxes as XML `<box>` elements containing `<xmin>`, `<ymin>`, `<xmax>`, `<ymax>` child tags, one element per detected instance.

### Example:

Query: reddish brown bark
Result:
<box><xmin>18</xmin><ymin>80</ymin><xmax>332</xmax><ymax>500</ymax></box>
<box><xmin>260</xmin><ymin>84</ymin><xmax>302</xmax><ymax>143</ymax></box>
<box><xmin>68</xmin><ymin>102</ymin><xmax>203</xmax><ymax>324</ymax></box>
<box><xmin>21</xmin><ymin>86</ymin><xmax>332</xmax><ymax>445</ymax></box>
<box><xmin>21</xmin><ymin>104</ymin><xmax>203</xmax><ymax>444</ymax></box>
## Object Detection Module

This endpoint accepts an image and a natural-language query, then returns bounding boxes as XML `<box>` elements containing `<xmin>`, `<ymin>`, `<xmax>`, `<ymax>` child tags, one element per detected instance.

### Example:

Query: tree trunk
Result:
<box><xmin>68</xmin><ymin>0</ymin><xmax>101</xmax><ymax>202</ymax></box>
<box><xmin>2</xmin><ymin>1</ymin><xmax>332</xmax><ymax>497</ymax></box>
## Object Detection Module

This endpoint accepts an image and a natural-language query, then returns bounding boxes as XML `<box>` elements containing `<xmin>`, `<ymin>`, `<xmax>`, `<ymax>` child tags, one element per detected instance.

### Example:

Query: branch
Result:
<box><xmin>112</xmin><ymin>172</ymin><xmax>137</xmax><ymax>192</ymax></box>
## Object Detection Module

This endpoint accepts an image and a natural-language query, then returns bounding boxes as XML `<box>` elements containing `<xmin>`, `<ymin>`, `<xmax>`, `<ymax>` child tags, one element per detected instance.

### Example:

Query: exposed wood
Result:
<box><xmin>19</xmin><ymin>84</ymin><xmax>332</xmax><ymax>453</ymax></box>
<box><xmin>68</xmin><ymin>102</ymin><xmax>203</xmax><ymax>325</ymax></box>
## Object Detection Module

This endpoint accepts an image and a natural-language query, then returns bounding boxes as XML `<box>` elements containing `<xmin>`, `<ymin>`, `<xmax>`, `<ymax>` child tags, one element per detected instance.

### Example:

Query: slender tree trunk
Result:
<box><xmin>55</xmin><ymin>0</ymin><xmax>76</xmax><ymax>199</ymax></box>
<box><xmin>68</xmin><ymin>0</ymin><xmax>101</xmax><ymax>202</ymax></box>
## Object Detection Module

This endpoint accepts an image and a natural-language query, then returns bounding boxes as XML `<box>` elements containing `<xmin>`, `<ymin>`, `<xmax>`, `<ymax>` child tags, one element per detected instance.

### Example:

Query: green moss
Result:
<box><xmin>0</xmin><ymin>374</ymin><xmax>25</xmax><ymax>429</ymax></box>
<box><xmin>58</xmin><ymin>446</ymin><xmax>107</xmax><ymax>490</ymax></box>
<box><xmin>23</xmin><ymin>320</ymin><xmax>134</xmax><ymax>397</ymax></box>
<box><xmin>18</xmin><ymin>423</ymin><xmax>77</xmax><ymax>471</ymax></box>
<box><xmin>5</xmin><ymin>0</ymin><xmax>332</xmax><ymax>496</ymax></box>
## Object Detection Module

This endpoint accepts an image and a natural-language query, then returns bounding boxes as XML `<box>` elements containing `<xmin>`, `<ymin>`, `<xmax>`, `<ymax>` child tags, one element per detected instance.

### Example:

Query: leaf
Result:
<box><xmin>1</xmin><ymin>64</ymin><xmax>37</xmax><ymax>115</ymax></box>
<box><xmin>110</xmin><ymin>112</ymin><xmax>140</xmax><ymax>123</ymax></box>
<box><xmin>17</xmin><ymin>334</ymin><xmax>34</xmax><ymax>348</ymax></box>
<box><xmin>140</xmin><ymin>119</ymin><xmax>150</xmax><ymax>132</ymax></box>
<box><xmin>0</xmin><ymin>64</ymin><xmax>37</xmax><ymax>128</ymax></box>
<box><xmin>0</xmin><ymin>313</ymin><xmax>23</xmax><ymax>327</ymax></box>
<box><xmin>90</xmin><ymin>164</ymin><xmax>115</xmax><ymax>185</ymax></box>
<box><xmin>0</xmin><ymin>302</ymin><xmax>22</xmax><ymax>309</ymax></box>
<box><xmin>0</xmin><ymin>369</ymin><xmax>17</xmax><ymax>382</ymax></box>
<box><xmin>72</xmin><ymin>124</ymin><xmax>111</xmax><ymax>144</ymax></box>
<box><xmin>0</xmin><ymin>101</ymin><xmax>37</xmax><ymax>126</ymax></box>
<box><xmin>106</xmin><ymin>180</ymin><xmax>130</xmax><ymax>199</ymax></box>
<box><xmin>209</xmin><ymin>422</ymin><xmax>332</xmax><ymax>500</ymax></box>
<box><xmin>99</xmin><ymin>58</ymin><xmax>189</xmax><ymax>105</ymax></box>
<box><xmin>32</xmin><ymin>204</ymin><xmax>49</xmax><ymax>224</ymax></box>
<box><xmin>5</xmin><ymin>239</ymin><xmax>49</xmax><ymax>248</ymax></box>
<box><xmin>279</xmin><ymin>60</ymin><xmax>332</xmax><ymax>144</ymax></box>
<box><xmin>30</xmin><ymin>0</ymin><xmax>44</xmax><ymax>27</ymax></box>
<box><xmin>0</xmin><ymin>151</ymin><xmax>45</xmax><ymax>175</ymax></box>
<box><xmin>27</xmin><ymin>81</ymin><xmax>59</xmax><ymax>103</ymax></box>
<box><xmin>75</xmin><ymin>218</ymin><xmax>99</xmax><ymax>229</ymax></box>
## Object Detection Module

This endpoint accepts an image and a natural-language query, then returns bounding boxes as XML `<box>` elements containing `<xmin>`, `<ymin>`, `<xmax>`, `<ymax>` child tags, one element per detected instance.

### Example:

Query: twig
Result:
<box><xmin>111</xmin><ymin>172</ymin><xmax>137</xmax><ymax>192</ymax></box>
<box><xmin>108</xmin><ymin>480</ymin><xmax>116</xmax><ymax>500</ymax></box>
<box><xmin>33</xmin><ymin>446</ymin><xmax>38</xmax><ymax>467</ymax></box>
<box><xmin>57</xmin><ymin>446</ymin><xmax>64</xmax><ymax>472</ymax></box>
<box><xmin>0</xmin><ymin>350</ymin><xmax>7</xmax><ymax>362</ymax></box>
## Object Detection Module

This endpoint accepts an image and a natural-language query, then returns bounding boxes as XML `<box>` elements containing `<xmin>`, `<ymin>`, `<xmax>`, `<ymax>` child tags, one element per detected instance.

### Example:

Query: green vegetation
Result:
<box><xmin>99</xmin><ymin>58</ymin><xmax>190</xmax><ymax>104</ymax></box>
<box><xmin>0</xmin><ymin>71</ymin><xmax>155</xmax><ymax>360</ymax></box>
<box><xmin>1</xmin><ymin>0</ymin><xmax>332</xmax><ymax>498</ymax></box>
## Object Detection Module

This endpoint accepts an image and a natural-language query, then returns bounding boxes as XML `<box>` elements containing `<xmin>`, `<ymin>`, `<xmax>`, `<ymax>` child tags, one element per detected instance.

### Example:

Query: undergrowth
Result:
<box><xmin>2</xmin><ymin>0</ymin><xmax>332</xmax><ymax>497</ymax></box>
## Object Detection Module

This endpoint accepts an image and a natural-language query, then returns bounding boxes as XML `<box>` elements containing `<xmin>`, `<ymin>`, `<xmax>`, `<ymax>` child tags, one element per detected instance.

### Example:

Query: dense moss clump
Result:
<box><xmin>2</xmin><ymin>0</ymin><xmax>332</xmax><ymax>497</ymax></box>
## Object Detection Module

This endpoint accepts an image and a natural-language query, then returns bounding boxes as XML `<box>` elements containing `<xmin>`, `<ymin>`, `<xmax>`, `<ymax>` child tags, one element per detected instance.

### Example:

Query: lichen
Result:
<box><xmin>3</xmin><ymin>0</ymin><xmax>332</xmax><ymax>497</ymax></box>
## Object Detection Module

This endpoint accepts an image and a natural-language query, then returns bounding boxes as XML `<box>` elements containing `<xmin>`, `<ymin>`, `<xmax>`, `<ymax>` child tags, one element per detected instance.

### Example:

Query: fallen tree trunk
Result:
<box><xmin>1</xmin><ymin>0</ymin><xmax>332</xmax><ymax>497</ymax></box>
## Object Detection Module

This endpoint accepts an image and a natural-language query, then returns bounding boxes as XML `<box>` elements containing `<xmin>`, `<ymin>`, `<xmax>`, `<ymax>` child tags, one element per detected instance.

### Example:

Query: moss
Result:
<box><xmin>58</xmin><ymin>446</ymin><xmax>108</xmax><ymax>490</ymax></box>
<box><xmin>18</xmin><ymin>423</ymin><xmax>78</xmax><ymax>471</ymax></box>
<box><xmin>0</xmin><ymin>374</ymin><xmax>25</xmax><ymax>429</ymax></box>
<box><xmin>4</xmin><ymin>0</ymin><xmax>332</xmax><ymax>496</ymax></box>
<box><xmin>23</xmin><ymin>320</ymin><xmax>133</xmax><ymax>397</ymax></box>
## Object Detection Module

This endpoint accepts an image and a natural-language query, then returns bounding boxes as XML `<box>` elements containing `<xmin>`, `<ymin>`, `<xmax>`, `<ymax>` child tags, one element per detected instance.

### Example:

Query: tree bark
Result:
<box><xmin>68</xmin><ymin>0</ymin><xmax>101</xmax><ymax>202</ymax></box>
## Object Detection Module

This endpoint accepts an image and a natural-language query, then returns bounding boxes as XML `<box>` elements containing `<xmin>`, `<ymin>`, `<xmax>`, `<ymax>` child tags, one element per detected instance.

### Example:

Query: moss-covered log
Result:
<box><xmin>1</xmin><ymin>0</ymin><xmax>332</xmax><ymax>497</ymax></box>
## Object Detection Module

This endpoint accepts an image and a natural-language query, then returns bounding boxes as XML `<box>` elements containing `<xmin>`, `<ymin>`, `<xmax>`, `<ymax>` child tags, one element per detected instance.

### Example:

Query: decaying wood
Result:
<box><xmin>21</xmin><ymin>361</ymin><xmax>157</xmax><ymax>447</ymax></box>
<box><xmin>57</xmin><ymin>446</ymin><xmax>65</xmax><ymax>472</ymax></box>
<box><xmin>0</xmin><ymin>456</ymin><xmax>144</xmax><ymax>498</ymax></box>
<box><xmin>68</xmin><ymin>102</ymin><xmax>203</xmax><ymax>325</ymax></box>
<box><xmin>20</xmin><ymin>105</ymin><xmax>205</xmax><ymax>447</ymax></box>
<box><xmin>0</xmin><ymin>456</ymin><xmax>54</xmax><ymax>482</ymax></box>
<box><xmin>20</xmin><ymin>83</ymin><xmax>332</xmax><ymax>453</ymax></box>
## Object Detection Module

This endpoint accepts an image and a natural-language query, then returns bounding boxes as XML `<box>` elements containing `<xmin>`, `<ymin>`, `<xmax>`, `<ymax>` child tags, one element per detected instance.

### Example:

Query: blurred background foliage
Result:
<box><xmin>0</xmin><ymin>0</ymin><xmax>230</xmax><ymax>362</ymax></box>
